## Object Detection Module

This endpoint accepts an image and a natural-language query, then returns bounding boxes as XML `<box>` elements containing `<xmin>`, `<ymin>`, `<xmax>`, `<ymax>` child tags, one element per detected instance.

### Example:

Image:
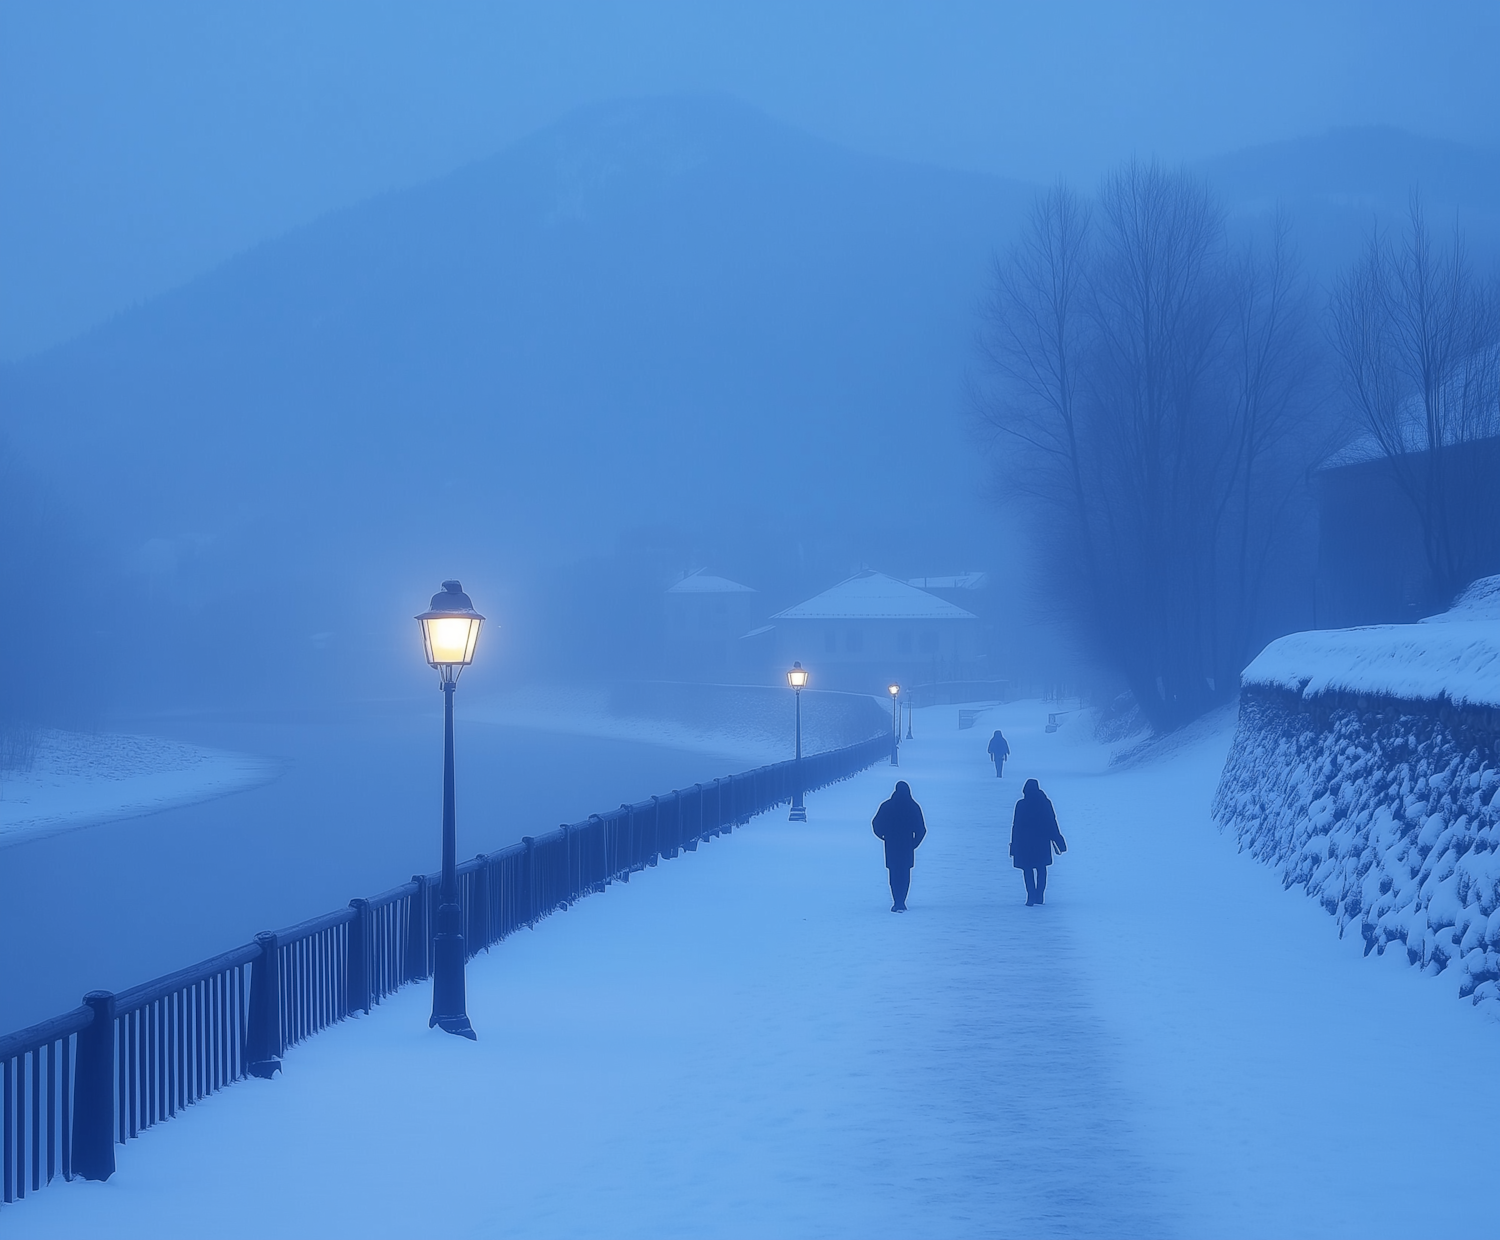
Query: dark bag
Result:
<box><xmin>1052</xmin><ymin>834</ymin><xmax>1068</xmax><ymax>855</ymax></box>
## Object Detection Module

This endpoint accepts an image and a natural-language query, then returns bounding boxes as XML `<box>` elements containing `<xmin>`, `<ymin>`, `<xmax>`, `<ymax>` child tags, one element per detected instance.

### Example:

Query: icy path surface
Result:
<box><xmin>15</xmin><ymin>703</ymin><xmax>1500</xmax><ymax>1238</ymax></box>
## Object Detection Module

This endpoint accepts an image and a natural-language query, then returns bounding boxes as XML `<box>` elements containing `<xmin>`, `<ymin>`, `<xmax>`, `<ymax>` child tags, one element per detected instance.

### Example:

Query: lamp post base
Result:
<box><xmin>429</xmin><ymin>1011</ymin><xmax>476</xmax><ymax>1038</ymax></box>
<box><xmin>429</xmin><ymin>902</ymin><xmax>476</xmax><ymax>1040</ymax></box>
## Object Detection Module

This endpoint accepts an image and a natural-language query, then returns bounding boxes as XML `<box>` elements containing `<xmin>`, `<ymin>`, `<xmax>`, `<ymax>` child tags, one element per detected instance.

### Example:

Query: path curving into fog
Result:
<box><xmin>11</xmin><ymin>701</ymin><xmax>1500</xmax><ymax>1238</ymax></box>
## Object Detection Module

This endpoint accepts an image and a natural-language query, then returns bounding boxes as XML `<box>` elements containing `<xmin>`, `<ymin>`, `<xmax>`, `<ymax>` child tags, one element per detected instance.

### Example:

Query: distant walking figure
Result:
<box><xmin>987</xmin><ymin>729</ymin><xmax>1010</xmax><ymax>777</ymax></box>
<box><xmin>872</xmin><ymin>781</ymin><xmax>927</xmax><ymax>912</ymax></box>
<box><xmin>1010</xmin><ymin>778</ymin><xmax>1066</xmax><ymax>906</ymax></box>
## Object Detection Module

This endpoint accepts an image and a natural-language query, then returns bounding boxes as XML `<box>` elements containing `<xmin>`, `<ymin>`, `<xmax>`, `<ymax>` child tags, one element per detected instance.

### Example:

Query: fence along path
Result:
<box><xmin>0</xmin><ymin>733</ymin><xmax>890</xmax><ymax>1206</ymax></box>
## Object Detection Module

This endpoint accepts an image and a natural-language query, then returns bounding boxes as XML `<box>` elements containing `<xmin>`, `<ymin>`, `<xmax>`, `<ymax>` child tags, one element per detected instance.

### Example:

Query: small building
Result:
<box><xmin>664</xmin><ymin>570</ymin><xmax>759</xmax><ymax>678</ymax></box>
<box><xmin>764</xmin><ymin>569</ymin><xmax>982</xmax><ymax>694</ymax></box>
<box><xmin>1317</xmin><ymin>434</ymin><xmax>1500</xmax><ymax>627</ymax></box>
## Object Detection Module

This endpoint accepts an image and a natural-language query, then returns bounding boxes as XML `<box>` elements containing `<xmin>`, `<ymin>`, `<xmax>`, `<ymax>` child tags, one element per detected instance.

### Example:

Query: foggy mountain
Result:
<box><xmin>0</xmin><ymin>94</ymin><xmax>1030</xmax><ymax>707</ymax></box>
<box><xmin>3</xmin><ymin>97</ymin><xmax>1497</xmax><ymax>712</ymax></box>
<box><xmin>1199</xmin><ymin>126</ymin><xmax>1500</xmax><ymax>275</ymax></box>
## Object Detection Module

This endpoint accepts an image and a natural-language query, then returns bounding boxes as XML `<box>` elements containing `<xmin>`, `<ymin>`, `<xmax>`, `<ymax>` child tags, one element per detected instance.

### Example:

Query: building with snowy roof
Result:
<box><xmin>664</xmin><ymin>570</ymin><xmax>760</xmax><ymax>678</ymax></box>
<box><xmin>761</xmin><ymin>569</ymin><xmax>982</xmax><ymax>693</ymax></box>
<box><xmin>1316</xmin><ymin>432</ymin><xmax>1500</xmax><ymax>627</ymax></box>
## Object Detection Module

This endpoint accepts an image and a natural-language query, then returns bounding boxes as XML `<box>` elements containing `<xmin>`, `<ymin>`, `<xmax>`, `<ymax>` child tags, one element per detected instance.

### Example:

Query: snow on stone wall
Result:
<box><xmin>1241</xmin><ymin>576</ymin><xmax>1500</xmax><ymax>709</ymax></box>
<box><xmin>1214</xmin><ymin>577</ymin><xmax>1500</xmax><ymax>1005</ymax></box>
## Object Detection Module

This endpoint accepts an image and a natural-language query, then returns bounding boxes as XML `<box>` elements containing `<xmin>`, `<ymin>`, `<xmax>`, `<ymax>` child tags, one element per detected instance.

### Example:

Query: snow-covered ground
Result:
<box><xmin>13</xmin><ymin>701</ymin><xmax>1500</xmax><ymax>1238</ymax></box>
<box><xmin>0</xmin><ymin>730</ymin><xmax>277</xmax><ymax>846</ymax></box>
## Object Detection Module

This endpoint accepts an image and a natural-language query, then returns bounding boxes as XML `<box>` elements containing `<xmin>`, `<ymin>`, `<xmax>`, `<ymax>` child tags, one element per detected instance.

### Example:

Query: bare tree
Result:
<box><xmin>974</xmin><ymin>183</ymin><xmax>1096</xmax><ymax>606</ymax></box>
<box><xmin>1328</xmin><ymin>199</ymin><xmax>1500</xmax><ymax>603</ymax></box>
<box><xmin>978</xmin><ymin>163</ymin><xmax>1323</xmax><ymax>729</ymax></box>
<box><xmin>1221</xmin><ymin>211</ymin><xmax>1327</xmax><ymax>670</ymax></box>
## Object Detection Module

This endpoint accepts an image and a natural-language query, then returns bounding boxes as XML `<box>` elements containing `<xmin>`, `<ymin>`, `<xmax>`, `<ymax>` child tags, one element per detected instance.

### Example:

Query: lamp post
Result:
<box><xmin>787</xmin><ymin>661</ymin><xmax>808</xmax><ymax>822</ymax></box>
<box><xmin>416</xmin><ymin>579</ymin><xmax>485</xmax><ymax>1040</ymax></box>
<box><xmin>906</xmin><ymin>697</ymin><xmax>914</xmax><ymax>740</ymax></box>
<box><xmin>887</xmin><ymin>683</ymin><xmax>901</xmax><ymax>765</ymax></box>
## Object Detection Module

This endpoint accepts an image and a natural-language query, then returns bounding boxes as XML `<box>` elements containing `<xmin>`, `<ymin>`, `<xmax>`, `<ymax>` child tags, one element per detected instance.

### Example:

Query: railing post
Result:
<box><xmin>404</xmin><ymin>876</ymin><xmax>430</xmax><ymax>982</ymax></box>
<box><xmin>346</xmin><ymin>899</ymin><xmax>372</xmax><ymax>1016</ymax></box>
<box><xmin>648</xmin><ymin>796</ymin><xmax>661</xmax><ymax>866</ymax></box>
<box><xmin>245</xmin><ymin>933</ymin><xmax>283</xmax><ymax>1079</ymax></box>
<box><xmin>619</xmin><ymin>805</ymin><xmax>635</xmax><ymax>879</ymax></box>
<box><xmin>558</xmin><ymin>825</ymin><xmax>573</xmax><ymax>901</ymax></box>
<box><xmin>684</xmin><ymin>786</ymin><xmax>699</xmax><ymax>851</ymax></box>
<box><xmin>522</xmin><ymin>836</ymin><xmax>537</xmax><ymax>923</ymax></box>
<box><xmin>469</xmin><ymin>856</ymin><xmax>491</xmax><ymax>954</ymax></box>
<box><xmin>71</xmin><ymin>991</ymin><xmax>115</xmax><ymax>1182</ymax></box>
<box><xmin>588</xmin><ymin>814</ymin><xmax>606</xmax><ymax>892</ymax></box>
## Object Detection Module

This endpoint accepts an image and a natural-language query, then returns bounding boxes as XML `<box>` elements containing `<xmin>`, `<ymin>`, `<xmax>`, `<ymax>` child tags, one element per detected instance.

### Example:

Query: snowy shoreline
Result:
<box><xmin>0</xmin><ymin>730</ymin><xmax>279</xmax><ymax>848</ymax></box>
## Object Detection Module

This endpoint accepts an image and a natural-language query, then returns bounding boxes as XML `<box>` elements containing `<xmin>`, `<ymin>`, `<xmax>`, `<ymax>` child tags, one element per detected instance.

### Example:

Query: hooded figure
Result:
<box><xmin>987</xmin><ymin>730</ymin><xmax>1010</xmax><ymax>776</ymax></box>
<box><xmin>872</xmin><ymin>781</ymin><xmax>927</xmax><ymax>912</ymax></box>
<box><xmin>1010</xmin><ymin>778</ymin><xmax>1066</xmax><ymax>906</ymax></box>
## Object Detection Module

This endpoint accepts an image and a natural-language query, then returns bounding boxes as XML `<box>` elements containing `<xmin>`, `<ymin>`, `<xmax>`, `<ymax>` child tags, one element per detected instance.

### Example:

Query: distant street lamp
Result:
<box><xmin>906</xmin><ymin>698</ymin><xmax>914</xmax><ymax>740</ymax></box>
<box><xmin>887</xmin><ymin>683</ymin><xmax>901</xmax><ymax>766</ymax></box>
<box><xmin>787</xmin><ymin>661</ymin><xmax>808</xmax><ymax>822</ymax></box>
<box><xmin>416</xmin><ymin>579</ymin><xmax>485</xmax><ymax>1040</ymax></box>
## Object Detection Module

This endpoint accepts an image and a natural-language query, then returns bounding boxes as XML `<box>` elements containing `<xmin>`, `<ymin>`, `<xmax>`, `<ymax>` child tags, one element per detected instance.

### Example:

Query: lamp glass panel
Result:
<box><xmin>424</xmin><ymin>616</ymin><xmax>479</xmax><ymax>665</ymax></box>
<box><xmin>787</xmin><ymin>667</ymin><xmax>808</xmax><ymax>689</ymax></box>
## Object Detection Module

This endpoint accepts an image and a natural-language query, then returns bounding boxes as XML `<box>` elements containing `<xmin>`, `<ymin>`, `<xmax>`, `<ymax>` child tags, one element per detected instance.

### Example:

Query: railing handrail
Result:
<box><xmin>366</xmin><ymin>880</ymin><xmax>420</xmax><ymax>911</ymax></box>
<box><xmin>112</xmin><ymin>942</ymin><xmax>263</xmax><ymax>1016</ymax></box>
<box><xmin>0</xmin><ymin>1005</ymin><xmax>94</xmax><ymax>1063</ymax></box>
<box><xmin>271</xmin><ymin>905</ymin><xmax>357</xmax><ymax>946</ymax></box>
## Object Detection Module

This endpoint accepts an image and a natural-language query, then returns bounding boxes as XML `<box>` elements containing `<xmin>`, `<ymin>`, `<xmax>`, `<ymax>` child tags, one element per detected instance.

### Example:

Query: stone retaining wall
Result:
<box><xmin>1213</xmin><ymin>686</ymin><xmax>1500</xmax><ymax>1004</ymax></box>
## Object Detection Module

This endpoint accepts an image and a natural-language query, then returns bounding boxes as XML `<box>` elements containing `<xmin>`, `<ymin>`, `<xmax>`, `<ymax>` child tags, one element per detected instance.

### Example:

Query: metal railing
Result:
<box><xmin>0</xmin><ymin>731</ymin><xmax>888</xmax><ymax>1205</ymax></box>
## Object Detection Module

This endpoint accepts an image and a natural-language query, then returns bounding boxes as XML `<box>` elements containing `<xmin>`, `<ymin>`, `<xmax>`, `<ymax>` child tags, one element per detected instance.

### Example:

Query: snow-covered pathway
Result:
<box><xmin>14</xmin><ymin>703</ymin><xmax>1500</xmax><ymax>1238</ymax></box>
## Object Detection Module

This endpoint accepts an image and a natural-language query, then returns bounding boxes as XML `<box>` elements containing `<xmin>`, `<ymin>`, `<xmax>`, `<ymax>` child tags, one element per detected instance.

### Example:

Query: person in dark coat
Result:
<box><xmin>1010</xmin><ymin>777</ymin><xmax>1066</xmax><ymax>906</ymax></box>
<box><xmin>987</xmin><ymin>729</ymin><xmax>1010</xmax><ymax>777</ymax></box>
<box><xmin>872</xmin><ymin>780</ymin><xmax>927</xmax><ymax>912</ymax></box>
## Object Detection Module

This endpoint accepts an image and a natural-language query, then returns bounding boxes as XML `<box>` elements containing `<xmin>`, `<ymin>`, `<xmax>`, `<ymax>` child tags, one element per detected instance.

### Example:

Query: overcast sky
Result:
<box><xmin>2</xmin><ymin>0</ymin><xmax>1497</xmax><ymax>362</ymax></box>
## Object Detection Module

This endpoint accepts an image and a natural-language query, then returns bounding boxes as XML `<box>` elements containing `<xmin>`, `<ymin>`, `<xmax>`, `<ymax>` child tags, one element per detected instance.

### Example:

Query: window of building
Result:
<box><xmin>919</xmin><ymin>630</ymin><xmax>939</xmax><ymax>654</ymax></box>
<box><xmin>897</xmin><ymin>630</ymin><xmax>912</xmax><ymax>655</ymax></box>
<box><xmin>825</xmin><ymin>630</ymin><xmax>838</xmax><ymax>653</ymax></box>
<box><xmin>846</xmin><ymin>628</ymin><xmax>864</xmax><ymax>653</ymax></box>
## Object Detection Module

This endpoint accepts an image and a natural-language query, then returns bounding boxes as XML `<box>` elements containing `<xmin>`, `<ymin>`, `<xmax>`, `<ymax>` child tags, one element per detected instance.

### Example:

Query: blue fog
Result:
<box><xmin>2</xmin><ymin>4</ymin><xmax>1500</xmax><ymax>1230</ymax></box>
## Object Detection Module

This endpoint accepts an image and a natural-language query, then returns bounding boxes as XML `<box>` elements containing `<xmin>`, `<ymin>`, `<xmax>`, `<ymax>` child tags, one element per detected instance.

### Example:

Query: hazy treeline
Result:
<box><xmin>977</xmin><ymin>163</ymin><xmax>1500</xmax><ymax>730</ymax></box>
<box><xmin>1328</xmin><ymin>203</ymin><xmax>1500</xmax><ymax>602</ymax></box>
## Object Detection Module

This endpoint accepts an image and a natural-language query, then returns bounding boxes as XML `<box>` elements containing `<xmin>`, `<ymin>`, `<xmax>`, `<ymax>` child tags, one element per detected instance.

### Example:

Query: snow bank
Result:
<box><xmin>1241</xmin><ymin>575</ymin><xmax>1500</xmax><ymax>709</ymax></box>
<box><xmin>0</xmin><ymin>731</ymin><xmax>277</xmax><ymax>846</ymax></box>
<box><xmin>1216</xmin><ymin>579</ymin><xmax>1500</xmax><ymax>1004</ymax></box>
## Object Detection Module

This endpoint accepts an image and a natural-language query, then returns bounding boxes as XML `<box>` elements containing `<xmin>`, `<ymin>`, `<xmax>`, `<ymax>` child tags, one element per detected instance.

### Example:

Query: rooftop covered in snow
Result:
<box><xmin>665</xmin><ymin>570</ymin><xmax>756</xmax><ymax>595</ymax></box>
<box><xmin>907</xmin><ymin>572</ymin><xmax>989</xmax><ymax>591</ymax></box>
<box><xmin>770</xmin><ymin>570</ymin><xmax>978</xmax><ymax>622</ymax></box>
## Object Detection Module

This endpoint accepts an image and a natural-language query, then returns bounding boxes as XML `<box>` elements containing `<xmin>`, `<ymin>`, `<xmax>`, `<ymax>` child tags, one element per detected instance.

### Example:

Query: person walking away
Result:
<box><xmin>987</xmin><ymin>729</ymin><xmax>1010</xmax><ymax>777</ymax></box>
<box><xmin>1010</xmin><ymin>778</ymin><xmax>1066</xmax><ymax>906</ymax></box>
<box><xmin>872</xmin><ymin>780</ymin><xmax>927</xmax><ymax>912</ymax></box>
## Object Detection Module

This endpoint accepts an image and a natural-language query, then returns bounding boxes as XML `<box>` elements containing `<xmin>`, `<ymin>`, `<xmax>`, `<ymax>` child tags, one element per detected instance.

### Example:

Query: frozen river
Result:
<box><xmin>0</xmin><ymin>698</ymin><xmax>755</xmax><ymax>1031</ymax></box>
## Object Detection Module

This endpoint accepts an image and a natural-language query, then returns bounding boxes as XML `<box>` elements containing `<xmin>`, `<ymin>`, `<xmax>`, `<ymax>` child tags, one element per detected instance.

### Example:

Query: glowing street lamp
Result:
<box><xmin>416</xmin><ymin>579</ymin><xmax>485</xmax><ymax>1039</ymax></box>
<box><xmin>787</xmin><ymin>661</ymin><xmax>808</xmax><ymax>822</ymax></box>
<box><xmin>888</xmin><ymin>682</ymin><xmax>901</xmax><ymax>766</ymax></box>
